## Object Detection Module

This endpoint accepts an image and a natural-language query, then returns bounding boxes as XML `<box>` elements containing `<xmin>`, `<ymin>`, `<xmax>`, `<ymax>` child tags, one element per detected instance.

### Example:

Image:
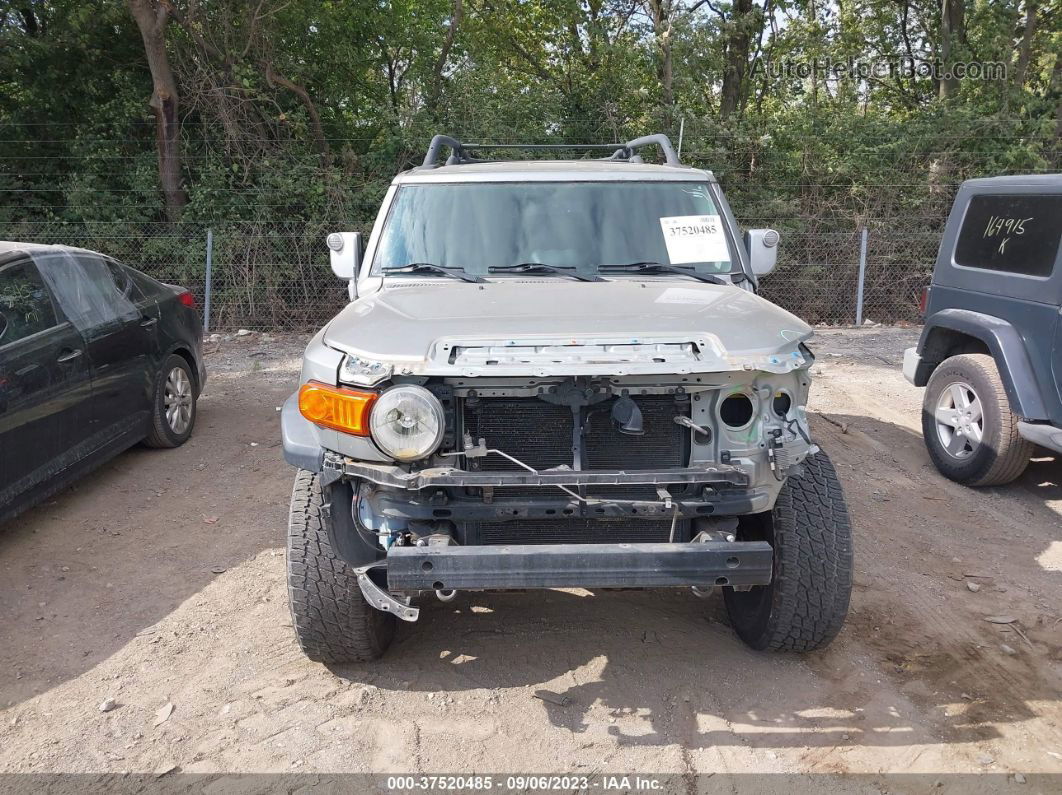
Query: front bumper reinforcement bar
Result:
<box><xmin>385</xmin><ymin>541</ymin><xmax>773</xmax><ymax>592</ymax></box>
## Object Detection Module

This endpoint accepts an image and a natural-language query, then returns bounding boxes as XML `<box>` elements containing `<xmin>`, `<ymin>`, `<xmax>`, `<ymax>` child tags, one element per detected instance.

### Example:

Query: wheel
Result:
<box><xmin>144</xmin><ymin>353</ymin><xmax>197</xmax><ymax>448</ymax></box>
<box><xmin>921</xmin><ymin>354</ymin><xmax>1033</xmax><ymax>487</ymax></box>
<box><xmin>724</xmin><ymin>451</ymin><xmax>853</xmax><ymax>652</ymax></box>
<box><xmin>286</xmin><ymin>469</ymin><xmax>395</xmax><ymax>663</ymax></box>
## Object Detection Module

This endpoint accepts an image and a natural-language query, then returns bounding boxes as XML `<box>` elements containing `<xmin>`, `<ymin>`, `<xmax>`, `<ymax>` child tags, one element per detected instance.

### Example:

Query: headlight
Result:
<box><xmin>339</xmin><ymin>354</ymin><xmax>393</xmax><ymax>387</ymax></box>
<box><xmin>370</xmin><ymin>385</ymin><xmax>445</xmax><ymax>461</ymax></box>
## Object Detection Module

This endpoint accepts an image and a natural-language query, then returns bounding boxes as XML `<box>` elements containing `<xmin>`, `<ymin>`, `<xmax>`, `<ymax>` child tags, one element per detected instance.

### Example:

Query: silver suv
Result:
<box><xmin>281</xmin><ymin>134</ymin><xmax>853</xmax><ymax>662</ymax></box>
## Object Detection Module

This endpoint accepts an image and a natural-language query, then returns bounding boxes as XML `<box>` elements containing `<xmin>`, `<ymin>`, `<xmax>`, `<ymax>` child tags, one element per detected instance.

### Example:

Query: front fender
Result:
<box><xmin>917</xmin><ymin>308</ymin><xmax>1048</xmax><ymax>420</ymax></box>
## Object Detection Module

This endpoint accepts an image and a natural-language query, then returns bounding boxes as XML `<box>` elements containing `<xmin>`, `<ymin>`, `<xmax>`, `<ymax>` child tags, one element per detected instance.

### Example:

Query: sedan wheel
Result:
<box><xmin>164</xmin><ymin>366</ymin><xmax>194</xmax><ymax>435</ymax></box>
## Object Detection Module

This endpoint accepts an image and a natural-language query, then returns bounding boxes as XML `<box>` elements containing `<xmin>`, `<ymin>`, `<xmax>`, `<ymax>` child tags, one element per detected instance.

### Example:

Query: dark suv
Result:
<box><xmin>904</xmin><ymin>174</ymin><xmax>1062</xmax><ymax>486</ymax></box>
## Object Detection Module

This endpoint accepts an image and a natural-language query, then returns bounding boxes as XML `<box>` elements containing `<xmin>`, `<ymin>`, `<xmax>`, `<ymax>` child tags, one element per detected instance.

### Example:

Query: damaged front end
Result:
<box><xmin>283</xmin><ymin>140</ymin><xmax>854</xmax><ymax>659</ymax></box>
<box><xmin>302</xmin><ymin>352</ymin><xmax>815</xmax><ymax>619</ymax></box>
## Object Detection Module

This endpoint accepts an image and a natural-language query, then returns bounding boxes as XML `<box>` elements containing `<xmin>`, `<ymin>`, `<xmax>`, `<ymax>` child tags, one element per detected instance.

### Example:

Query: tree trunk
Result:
<box><xmin>127</xmin><ymin>0</ymin><xmax>186</xmax><ymax>221</ymax></box>
<box><xmin>660</xmin><ymin>33</ymin><xmax>673</xmax><ymax>111</ymax></box>
<box><xmin>19</xmin><ymin>7</ymin><xmax>39</xmax><ymax>36</ymax></box>
<box><xmin>428</xmin><ymin>0</ymin><xmax>464</xmax><ymax>111</ymax></box>
<box><xmin>1014</xmin><ymin>0</ymin><xmax>1038</xmax><ymax>89</ymax></box>
<box><xmin>646</xmin><ymin>1</ymin><xmax>674</xmax><ymax>124</ymax></box>
<box><xmin>720</xmin><ymin>0</ymin><xmax>755</xmax><ymax>119</ymax></box>
<box><xmin>1052</xmin><ymin>57</ymin><xmax>1062</xmax><ymax>144</ymax></box>
<box><xmin>939</xmin><ymin>0</ymin><xmax>965</xmax><ymax>99</ymax></box>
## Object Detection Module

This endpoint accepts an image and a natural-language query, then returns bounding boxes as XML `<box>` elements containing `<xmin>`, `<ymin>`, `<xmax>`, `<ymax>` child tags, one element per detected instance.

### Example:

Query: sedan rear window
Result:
<box><xmin>32</xmin><ymin>250</ymin><xmax>138</xmax><ymax>332</ymax></box>
<box><xmin>954</xmin><ymin>194</ymin><xmax>1062</xmax><ymax>277</ymax></box>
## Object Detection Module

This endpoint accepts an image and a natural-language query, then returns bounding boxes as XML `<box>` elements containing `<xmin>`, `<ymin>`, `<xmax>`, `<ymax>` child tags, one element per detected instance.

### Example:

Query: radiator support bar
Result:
<box><xmin>326</xmin><ymin>454</ymin><xmax>750</xmax><ymax>491</ymax></box>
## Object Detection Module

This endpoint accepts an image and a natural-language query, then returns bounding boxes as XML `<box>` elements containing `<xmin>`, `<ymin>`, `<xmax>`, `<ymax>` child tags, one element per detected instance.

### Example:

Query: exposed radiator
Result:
<box><xmin>464</xmin><ymin>398</ymin><xmax>571</xmax><ymax>471</ymax></box>
<box><xmin>585</xmin><ymin>396</ymin><xmax>687</xmax><ymax>468</ymax></box>
<box><xmin>461</xmin><ymin>395</ymin><xmax>689</xmax><ymax>472</ymax></box>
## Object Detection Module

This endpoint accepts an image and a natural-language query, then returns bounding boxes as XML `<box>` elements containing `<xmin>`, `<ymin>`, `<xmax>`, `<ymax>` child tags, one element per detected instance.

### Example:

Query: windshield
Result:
<box><xmin>372</xmin><ymin>181</ymin><xmax>736</xmax><ymax>278</ymax></box>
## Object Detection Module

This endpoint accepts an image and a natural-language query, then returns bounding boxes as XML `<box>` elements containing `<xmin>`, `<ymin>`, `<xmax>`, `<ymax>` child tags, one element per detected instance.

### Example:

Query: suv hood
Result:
<box><xmin>324</xmin><ymin>280</ymin><xmax>813</xmax><ymax>377</ymax></box>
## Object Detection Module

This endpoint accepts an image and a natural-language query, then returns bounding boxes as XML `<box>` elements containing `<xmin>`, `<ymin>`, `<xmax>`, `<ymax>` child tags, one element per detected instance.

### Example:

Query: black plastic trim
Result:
<box><xmin>917</xmin><ymin>308</ymin><xmax>1049</xmax><ymax>419</ymax></box>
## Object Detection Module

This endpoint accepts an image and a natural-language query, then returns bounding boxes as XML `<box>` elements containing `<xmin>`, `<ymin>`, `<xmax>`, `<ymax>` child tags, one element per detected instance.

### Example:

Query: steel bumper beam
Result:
<box><xmin>385</xmin><ymin>541</ymin><xmax>773</xmax><ymax>591</ymax></box>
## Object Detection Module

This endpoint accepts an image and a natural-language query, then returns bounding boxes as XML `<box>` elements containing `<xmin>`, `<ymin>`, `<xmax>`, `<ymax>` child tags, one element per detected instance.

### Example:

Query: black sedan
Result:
<box><xmin>0</xmin><ymin>242</ymin><xmax>206</xmax><ymax>522</ymax></box>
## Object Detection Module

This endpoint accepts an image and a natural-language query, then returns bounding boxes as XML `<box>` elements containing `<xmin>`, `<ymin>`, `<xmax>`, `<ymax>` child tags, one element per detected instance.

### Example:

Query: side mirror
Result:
<box><xmin>745</xmin><ymin>229</ymin><xmax>779</xmax><ymax>277</ymax></box>
<box><xmin>326</xmin><ymin>232</ymin><xmax>362</xmax><ymax>281</ymax></box>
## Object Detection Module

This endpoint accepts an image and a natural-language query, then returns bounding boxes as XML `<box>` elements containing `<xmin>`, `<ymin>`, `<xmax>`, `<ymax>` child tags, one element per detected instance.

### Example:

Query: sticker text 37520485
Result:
<box><xmin>658</xmin><ymin>215</ymin><xmax>730</xmax><ymax>265</ymax></box>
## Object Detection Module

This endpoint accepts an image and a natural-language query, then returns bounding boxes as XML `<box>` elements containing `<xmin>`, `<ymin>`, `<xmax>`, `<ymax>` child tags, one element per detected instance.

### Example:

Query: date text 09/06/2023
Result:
<box><xmin>384</xmin><ymin>775</ymin><xmax>667</xmax><ymax>791</ymax></box>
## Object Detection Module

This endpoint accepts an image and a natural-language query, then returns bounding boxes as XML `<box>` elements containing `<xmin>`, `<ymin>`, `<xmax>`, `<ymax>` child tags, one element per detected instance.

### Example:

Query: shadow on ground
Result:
<box><xmin>327</xmin><ymin>409</ymin><xmax>1057</xmax><ymax>751</ymax></box>
<box><xmin>328</xmin><ymin>414</ymin><xmax>1061</xmax><ymax>751</ymax></box>
<box><xmin>0</xmin><ymin>381</ymin><xmax>292</xmax><ymax>709</ymax></box>
<box><xmin>3</xmin><ymin>389</ymin><xmax>1059</xmax><ymax>758</ymax></box>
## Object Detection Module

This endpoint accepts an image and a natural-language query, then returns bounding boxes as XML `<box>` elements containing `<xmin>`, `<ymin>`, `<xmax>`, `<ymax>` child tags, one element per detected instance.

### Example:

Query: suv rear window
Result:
<box><xmin>954</xmin><ymin>194</ymin><xmax>1062</xmax><ymax>277</ymax></box>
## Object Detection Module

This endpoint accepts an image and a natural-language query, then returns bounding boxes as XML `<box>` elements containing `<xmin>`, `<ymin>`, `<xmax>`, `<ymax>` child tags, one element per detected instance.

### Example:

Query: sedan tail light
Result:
<box><xmin>177</xmin><ymin>289</ymin><xmax>195</xmax><ymax>308</ymax></box>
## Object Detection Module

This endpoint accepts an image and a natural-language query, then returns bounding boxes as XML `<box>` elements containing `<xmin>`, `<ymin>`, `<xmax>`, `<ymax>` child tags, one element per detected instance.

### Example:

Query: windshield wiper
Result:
<box><xmin>382</xmin><ymin>262</ymin><xmax>484</xmax><ymax>283</ymax></box>
<box><xmin>598</xmin><ymin>262</ymin><xmax>728</xmax><ymax>285</ymax></box>
<box><xmin>487</xmin><ymin>263</ymin><xmax>604</xmax><ymax>282</ymax></box>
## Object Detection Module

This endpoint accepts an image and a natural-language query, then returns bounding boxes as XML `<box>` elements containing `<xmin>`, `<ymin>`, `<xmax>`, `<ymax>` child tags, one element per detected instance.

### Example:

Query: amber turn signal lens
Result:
<box><xmin>298</xmin><ymin>381</ymin><xmax>376</xmax><ymax>436</ymax></box>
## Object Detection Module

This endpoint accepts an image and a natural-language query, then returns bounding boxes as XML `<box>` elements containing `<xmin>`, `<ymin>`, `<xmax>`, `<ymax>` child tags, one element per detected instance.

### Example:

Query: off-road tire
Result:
<box><xmin>723</xmin><ymin>451</ymin><xmax>853</xmax><ymax>652</ymax></box>
<box><xmin>921</xmin><ymin>354</ymin><xmax>1032</xmax><ymax>487</ymax></box>
<box><xmin>286</xmin><ymin>469</ymin><xmax>395</xmax><ymax>663</ymax></box>
<box><xmin>144</xmin><ymin>354</ymin><xmax>197</xmax><ymax>448</ymax></box>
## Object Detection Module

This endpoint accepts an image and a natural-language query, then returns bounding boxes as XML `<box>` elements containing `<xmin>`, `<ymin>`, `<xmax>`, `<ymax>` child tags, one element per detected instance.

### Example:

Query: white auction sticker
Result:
<box><xmin>659</xmin><ymin>214</ymin><xmax>730</xmax><ymax>264</ymax></box>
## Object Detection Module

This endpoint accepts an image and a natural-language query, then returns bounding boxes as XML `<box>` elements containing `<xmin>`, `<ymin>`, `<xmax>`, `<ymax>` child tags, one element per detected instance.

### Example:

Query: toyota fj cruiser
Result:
<box><xmin>904</xmin><ymin>174</ymin><xmax>1062</xmax><ymax>486</ymax></box>
<box><xmin>281</xmin><ymin>134</ymin><xmax>853</xmax><ymax>662</ymax></box>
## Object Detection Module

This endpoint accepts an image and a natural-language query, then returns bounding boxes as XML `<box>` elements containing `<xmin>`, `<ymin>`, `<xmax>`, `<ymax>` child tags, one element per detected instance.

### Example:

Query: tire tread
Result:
<box><xmin>726</xmin><ymin>452</ymin><xmax>853</xmax><ymax>652</ymax></box>
<box><xmin>286</xmin><ymin>470</ymin><xmax>394</xmax><ymax>663</ymax></box>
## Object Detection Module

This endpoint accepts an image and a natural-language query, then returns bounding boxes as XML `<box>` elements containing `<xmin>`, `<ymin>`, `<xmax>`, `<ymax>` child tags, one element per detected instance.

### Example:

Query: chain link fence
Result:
<box><xmin>0</xmin><ymin>221</ymin><xmax>347</xmax><ymax>331</ymax></box>
<box><xmin>758</xmin><ymin>223</ymin><xmax>940</xmax><ymax>325</ymax></box>
<box><xmin>1</xmin><ymin>219</ymin><xmax>935</xmax><ymax>331</ymax></box>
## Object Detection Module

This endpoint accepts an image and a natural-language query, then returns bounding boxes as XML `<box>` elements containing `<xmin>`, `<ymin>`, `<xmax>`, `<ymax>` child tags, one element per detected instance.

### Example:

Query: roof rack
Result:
<box><xmin>420</xmin><ymin>133</ymin><xmax>682</xmax><ymax>169</ymax></box>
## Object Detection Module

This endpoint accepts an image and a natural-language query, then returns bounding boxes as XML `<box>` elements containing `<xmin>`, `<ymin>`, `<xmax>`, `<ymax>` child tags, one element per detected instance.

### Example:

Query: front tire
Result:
<box><xmin>724</xmin><ymin>451</ymin><xmax>853</xmax><ymax>652</ymax></box>
<box><xmin>286</xmin><ymin>470</ymin><xmax>395</xmax><ymax>663</ymax></box>
<box><xmin>921</xmin><ymin>354</ymin><xmax>1032</xmax><ymax>487</ymax></box>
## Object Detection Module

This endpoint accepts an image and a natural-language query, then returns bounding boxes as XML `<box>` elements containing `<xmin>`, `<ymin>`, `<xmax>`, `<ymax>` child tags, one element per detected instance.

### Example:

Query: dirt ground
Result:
<box><xmin>1</xmin><ymin>327</ymin><xmax>1060</xmax><ymax>782</ymax></box>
